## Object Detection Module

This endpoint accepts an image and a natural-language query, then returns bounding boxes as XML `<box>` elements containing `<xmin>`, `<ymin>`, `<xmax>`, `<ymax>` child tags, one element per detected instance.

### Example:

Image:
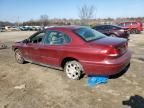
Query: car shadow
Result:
<box><xmin>109</xmin><ymin>63</ymin><xmax>130</xmax><ymax>79</ymax></box>
<box><xmin>23</xmin><ymin>62</ymin><xmax>130</xmax><ymax>80</ymax></box>
<box><xmin>122</xmin><ymin>95</ymin><xmax>144</xmax><ymax>108</ymax></box>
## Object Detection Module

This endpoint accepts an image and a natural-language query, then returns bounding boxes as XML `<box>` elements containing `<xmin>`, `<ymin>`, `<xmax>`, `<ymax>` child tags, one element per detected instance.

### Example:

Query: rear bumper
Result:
<box><xmin>81</xmin><ymin>50</ymin><xmax>131</xmax><ymax>76</ymax></box>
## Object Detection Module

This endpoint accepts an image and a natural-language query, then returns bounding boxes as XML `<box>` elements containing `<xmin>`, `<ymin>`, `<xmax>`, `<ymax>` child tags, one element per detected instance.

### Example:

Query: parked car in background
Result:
<box><xmin>19</xmin><ymin>26</ymin><xmax>32</xmax><ymax>31</ymax></box>
<box><xmin>19</xmin><ymin>26</ymin><xmax>40</xmax><ymax>31</ymax></box>
<box><xmin>0</xmin><ymin>42</ymin><xmax>7</xmax><ymax>49</ymax></box>
<box><xmin>92</xmin><ymin>25</ymin><xmax>129</xmax><ymax>39</ymax></box>
<box><xmin>19</xmin><ymin>26</ymin><xmax>26</xmax><ymax>31</ymax></box>
<box><xmin>0</xmin><ymin>27</ymin><xmax>6</xmax><ymax>32</ymax></box>
<box><xmin>32</xmin><ymin>26</ymin><xmax>41</xmax><ymax>31</ymax></box>
<box><xmin>118</xmin><ymin>21</ymin><xmax>143</xmax><ymax>34</ymax></box>
<box><xmin>5</xmin><ymin>26</ymin><xmax>20</xmax><ymax>31</ymax></box>
<box><xmin>12</xmin><ymin>26</ymin><xmax>131</xmax><ymax>80</ymax></box>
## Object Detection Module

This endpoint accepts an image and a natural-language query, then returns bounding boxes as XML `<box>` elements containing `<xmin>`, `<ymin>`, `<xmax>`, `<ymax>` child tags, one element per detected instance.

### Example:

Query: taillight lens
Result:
<box><xmin>108</xmin><ymin>48</ymin><xmax>119</xmax><ymax>57</ymax></box>
<box><xmin>108</xmin><ymin>42</ymin><xmax>128</xmax><ymax>57</ymax></box>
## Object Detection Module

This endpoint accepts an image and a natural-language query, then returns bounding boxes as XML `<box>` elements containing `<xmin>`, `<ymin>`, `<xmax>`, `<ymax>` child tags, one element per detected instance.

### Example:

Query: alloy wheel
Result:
<box><xmin>65</xmin><ymin>61</ymin><xmax>83</xmax><ymax>80</ymax></box>
<box><xmin>15</xmin><ymin>49</ymin><xmax>24</xmax><ymax>64</ymax></box>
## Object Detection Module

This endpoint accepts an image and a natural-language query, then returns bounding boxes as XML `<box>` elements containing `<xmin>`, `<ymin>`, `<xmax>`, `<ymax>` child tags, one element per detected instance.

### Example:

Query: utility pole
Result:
<box><xmin>17</xmin><ymin>16</ymin><xmax>20</xmax><ymax>27</ymax></box>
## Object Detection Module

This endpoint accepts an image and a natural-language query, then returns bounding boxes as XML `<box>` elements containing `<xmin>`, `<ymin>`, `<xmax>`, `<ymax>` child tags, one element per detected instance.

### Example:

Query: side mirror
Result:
<box><xmin>23</xmin><ymin>39</ymin><xmax>30</xmax><ymax>44</ymax></box>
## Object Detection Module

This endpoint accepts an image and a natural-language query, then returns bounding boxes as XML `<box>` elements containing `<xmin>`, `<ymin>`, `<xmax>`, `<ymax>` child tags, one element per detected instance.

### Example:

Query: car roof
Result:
<box><xmin>94</xmin><ymin>24</ymin><xmax>119</xmax><ymax>27</ymax></box>
<box><xmin>120</xmin><ymin>21</ymin><xmax>141</xmax><ymax>23</ymax></box>
<box><xmin>45</xmin><ymin>25</ymin><xmax>83</xmax><ymax>31</ymax></box>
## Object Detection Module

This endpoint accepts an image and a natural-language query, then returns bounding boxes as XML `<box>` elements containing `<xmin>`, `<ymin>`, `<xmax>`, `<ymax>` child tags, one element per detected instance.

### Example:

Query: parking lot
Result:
<box><xmin>0</xmin><ymin>31</ymin><xmax>144</xmax><ymax>108</ymax></box>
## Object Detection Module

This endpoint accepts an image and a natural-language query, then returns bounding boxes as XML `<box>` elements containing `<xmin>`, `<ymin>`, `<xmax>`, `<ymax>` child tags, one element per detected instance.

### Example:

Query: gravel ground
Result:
<box><xmin>0</xmin><ymin>31</ymin><xmax>144</xmax><ymax>108</ymax></box>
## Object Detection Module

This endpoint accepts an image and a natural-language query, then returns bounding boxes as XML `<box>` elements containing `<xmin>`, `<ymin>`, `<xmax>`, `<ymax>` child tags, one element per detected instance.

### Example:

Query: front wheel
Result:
<box><xmin>15</xmin><ymin>49</ymin><xmax>25</xmax><ymax>64</ymax></box>
<box><xmin>64</xmin><ymin>61</ymin><xmax>84</xmax><ymax>80</ymax></box>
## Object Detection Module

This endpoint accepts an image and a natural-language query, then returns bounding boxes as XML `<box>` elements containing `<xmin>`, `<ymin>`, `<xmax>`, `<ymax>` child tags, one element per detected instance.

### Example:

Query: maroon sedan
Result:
<box><xmin>12</xmin><ymin>26</ymin><xmax>131</xmax><ymax>80</ymax></box>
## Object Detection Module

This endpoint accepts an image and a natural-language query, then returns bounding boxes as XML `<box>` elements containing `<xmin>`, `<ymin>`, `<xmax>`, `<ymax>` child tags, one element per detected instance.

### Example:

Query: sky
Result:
<box><xmin>0</xmin><ymin>0</ymin><xmax>144</xmax><ymax>22</ymax></box>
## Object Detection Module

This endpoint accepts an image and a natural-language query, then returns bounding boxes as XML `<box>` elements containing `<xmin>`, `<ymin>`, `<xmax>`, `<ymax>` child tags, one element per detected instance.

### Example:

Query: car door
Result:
<box><xmin>39</xmin><ymin>30</ymin><xmax>71</xmax><ymax>67</ymax></box>
<box><xmin>26</xmin><ymin>31</ymin><xmax>46</xmax><ymax>63</ymax></box>
<box><xmin>19</xmin><ymin>32</ymin><xmax>41</xmax><ymax>60</ymax></box>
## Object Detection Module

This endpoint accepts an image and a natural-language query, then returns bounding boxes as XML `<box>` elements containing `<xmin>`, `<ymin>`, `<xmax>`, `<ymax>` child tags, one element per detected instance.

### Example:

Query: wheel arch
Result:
<box><xmin>61</xmin><ymin>57</ymin><xmax>79</xmax><ymax>69</ymax></box>
<box><xmin>13</xmin><ymin>47</ymin><xmax>18</xmax><ymax>51</ymax></box>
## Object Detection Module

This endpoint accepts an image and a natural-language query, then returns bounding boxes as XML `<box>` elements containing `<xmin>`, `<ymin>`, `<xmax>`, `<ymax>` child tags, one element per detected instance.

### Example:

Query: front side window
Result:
<box><xmin>44</xmin><ymin>31</ymin><xmax>71</xmax><ymax>45</ymax></box>
<box><xmin>104</xmin><ymin>25</ymin><xmax>110</xmax><ymax>30</ymax></box>
<box><xmin>93</xmin><ymin>26</ymin><xmax>103</xmax><ymax>30</ymax></box>
<box><xmin>74</xmin><ymin>27</ymin><xmax>106</xmax><ymax>41</ymax></box>
<box><xmin>30</xmin><ymin>32</ymin><xmax>45</xmax><ymax>43</ymax></box>
<box><xmin>109</xmin><ymin>25</ymin><xmax>121</xmax><ymax>30</ymax></box>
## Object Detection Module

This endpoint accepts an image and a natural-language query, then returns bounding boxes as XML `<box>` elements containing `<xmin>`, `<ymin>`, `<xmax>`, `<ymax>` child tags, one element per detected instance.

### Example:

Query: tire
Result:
<box><xmin>130</xmin><ymin>29</ymin><xmax>138</xmax><ymax>34</ymax></box>
<box><xmin>15</xmin><ymin>49</ymin><xmax>25</xmax><ymax>64</ymax></box>
<box><xmin>135</xmin><ymin>29</ymin><xmax>140</xmax><ymax>34</ymax></box>
<box><xmin>64</xmin><ymin>60</ymin><xmax>83</xmax><ymax>80</ymax></box>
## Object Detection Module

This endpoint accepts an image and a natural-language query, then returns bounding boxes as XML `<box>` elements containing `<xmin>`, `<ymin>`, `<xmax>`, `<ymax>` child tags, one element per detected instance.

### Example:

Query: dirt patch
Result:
<box><xmin>0</xmin><ymin>31</ymin><xmax>144</xmax><ymax>108</ymax></box>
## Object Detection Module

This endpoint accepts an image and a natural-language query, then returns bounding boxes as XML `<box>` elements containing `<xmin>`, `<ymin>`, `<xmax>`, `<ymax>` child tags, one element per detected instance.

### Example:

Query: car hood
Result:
<box><xmin>88</xmin><ymin>37</ymin><xmax>127</xmax><ymax>47</ymax></box>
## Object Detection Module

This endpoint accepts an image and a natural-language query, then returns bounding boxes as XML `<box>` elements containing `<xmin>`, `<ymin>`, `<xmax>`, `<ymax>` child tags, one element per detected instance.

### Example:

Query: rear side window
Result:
<box><xmin>44</xmin><ymin>31</ymin><xmax>71</xmax><ymax>45</ymax></box>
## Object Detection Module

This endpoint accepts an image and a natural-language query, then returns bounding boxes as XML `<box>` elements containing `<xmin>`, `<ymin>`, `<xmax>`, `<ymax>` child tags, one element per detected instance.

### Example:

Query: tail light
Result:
<box><xmin>107</xmin><ymin>47</ymin><xmax>119</xmax><ymax>57</ymax></box>
<box><xmin>107</xmin><ymin>42</ymin><xmax>128</xmax><ymax>57</ymax></box>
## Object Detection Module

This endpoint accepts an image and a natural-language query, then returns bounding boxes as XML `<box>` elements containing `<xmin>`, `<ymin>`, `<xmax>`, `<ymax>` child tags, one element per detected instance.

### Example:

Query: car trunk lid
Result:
<box><xmin>88</xmin><ymin>37</ymin><xmax>128</xmax><ymax>57</ymax></box>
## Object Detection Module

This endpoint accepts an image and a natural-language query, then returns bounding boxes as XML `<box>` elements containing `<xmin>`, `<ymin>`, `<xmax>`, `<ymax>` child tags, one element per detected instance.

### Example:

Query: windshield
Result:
<box><xmin>74</xmin><ymin>27</ymin><xmax>106</xmax><ymax>41</ymax></box>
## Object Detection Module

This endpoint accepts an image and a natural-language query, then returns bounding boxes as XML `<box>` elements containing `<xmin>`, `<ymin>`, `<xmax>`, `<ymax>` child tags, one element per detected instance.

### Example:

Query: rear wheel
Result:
<box><xmin>15</xmin><ymin>49</ymin><xmax>25</xmax><ymax>64</ymax></box>
<box><xmin>64</xmin><ymin>61</ymin><xmax>83</xmax><ymax>80</ymax></box>
<box><xmin>130</xmin><ymin>29</ymin><xmax>139</xmax><ymax>34</ymax></box>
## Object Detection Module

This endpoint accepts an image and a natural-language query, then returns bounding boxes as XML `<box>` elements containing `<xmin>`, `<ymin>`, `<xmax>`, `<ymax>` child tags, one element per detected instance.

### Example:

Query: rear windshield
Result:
<box><xmin>74</xmin><ymin>27</ymin><xmax>106</xmax><ymax>41</ymax></box>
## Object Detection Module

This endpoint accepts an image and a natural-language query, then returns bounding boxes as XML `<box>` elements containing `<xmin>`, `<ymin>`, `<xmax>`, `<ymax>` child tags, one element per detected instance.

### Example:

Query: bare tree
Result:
<box><xmin>39</xmin><ymin>15</ymin><xmax>49</xmax><ymax>26</ymax></box>
<box><xmin>78</xmin><ymin>5</ymin><xmax>96</xmax><ymax>25</ymax></box>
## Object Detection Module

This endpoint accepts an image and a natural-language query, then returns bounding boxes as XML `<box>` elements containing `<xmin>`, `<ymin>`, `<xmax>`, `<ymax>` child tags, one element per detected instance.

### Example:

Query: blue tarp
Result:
<box><xmin>87</xmin><ymin>76</ymin><xmax>108</xmax><ymax>87</ymax></box>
